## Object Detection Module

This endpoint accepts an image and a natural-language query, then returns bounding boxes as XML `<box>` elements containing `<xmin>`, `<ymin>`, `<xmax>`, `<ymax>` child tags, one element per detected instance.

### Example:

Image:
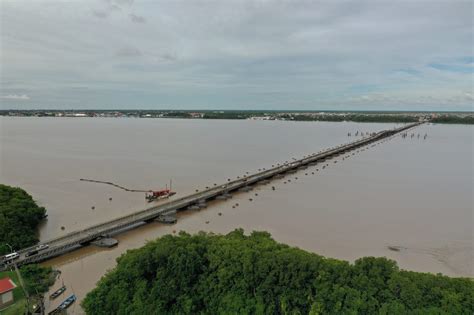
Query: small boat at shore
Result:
<box><xmin>49</xmin><ymin>285</ymin><xmax>66</xmax><ymax>299</ymax></box>
<box><xmin>58</xmin><ymin>294</ymin><xmax>76</xmax><ymax>310</ymax></box>
<box><xmin>48</xmin><ymin>294</ymin><xmax>76</xmax><ymax>315</ymax></box>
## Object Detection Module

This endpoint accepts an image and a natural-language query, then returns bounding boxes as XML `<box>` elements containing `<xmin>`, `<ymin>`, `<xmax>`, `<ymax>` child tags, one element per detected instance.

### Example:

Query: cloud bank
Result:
<box><xmin>0</xmin><ymin>0</ymin><xmax>472</xmax><ymax>110</ymax></box>
<box><xmin>1</xmin><ymin>94</ymin><xmax>30</xmax><ymax>100</ymax></box>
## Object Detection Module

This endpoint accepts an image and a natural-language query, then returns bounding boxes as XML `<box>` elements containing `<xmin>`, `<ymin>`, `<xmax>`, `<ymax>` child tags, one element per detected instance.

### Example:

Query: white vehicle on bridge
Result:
<box><xmin>2</xmin><ymin>252</ymin><xmax>20</xmax><ymax>262</ymax></box>
<box><xmin>36</xmin><ymin>244</ymin><xmax>49</xmax><ymax>251</ymax></box>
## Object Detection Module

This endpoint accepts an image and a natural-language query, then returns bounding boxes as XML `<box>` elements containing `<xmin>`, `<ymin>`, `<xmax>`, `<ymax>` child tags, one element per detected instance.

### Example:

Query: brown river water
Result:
<box><xmin>0</xmin><ymin>117</ymin><xmax>472</xmax><ymax>313</ymax></box>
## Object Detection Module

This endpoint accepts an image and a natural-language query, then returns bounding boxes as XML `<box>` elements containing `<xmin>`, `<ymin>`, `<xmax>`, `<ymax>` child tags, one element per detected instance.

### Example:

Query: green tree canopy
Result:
<box><xmin>20</xmin><ymin>264</ymin><xmax>55</xmax><ymax>295</ymax></box>
<box><xmin>83</xmin><ymin>229</ymin><xmax>473</xmax><ymax>315</ymax></box>
<box><xmin>0</xmin><ymin>184</ymin><xmax>46</xmax><ymax>254</ymax></box>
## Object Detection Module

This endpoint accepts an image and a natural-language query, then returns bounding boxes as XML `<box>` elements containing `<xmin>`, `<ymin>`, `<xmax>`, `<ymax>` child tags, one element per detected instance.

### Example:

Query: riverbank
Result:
<box><xmin>82</xmin><ymin>230</ymin><xmax>474</xmax><ymax>314</ymax></box>
<box><xmin>0</xmin><ymin>266</ymin><xmax>55</xmax><ymax>314</ymax></box>
<box><xmin>1</xmin><ymin>110</ymin><xmax>473</xmax><ymax>124</ymax></box>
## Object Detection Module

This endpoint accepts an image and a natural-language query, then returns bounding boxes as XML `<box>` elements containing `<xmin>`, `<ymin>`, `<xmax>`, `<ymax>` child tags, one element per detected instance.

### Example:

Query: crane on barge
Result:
<box><xmin>145</xmin><ymin>180</ymin><xmax>176</xmax><ymax>202</ymax></box>
<box><xmin>79</xmin><ymin>178</ymin><xmax>176</xmax><ymax>202</ymax></box>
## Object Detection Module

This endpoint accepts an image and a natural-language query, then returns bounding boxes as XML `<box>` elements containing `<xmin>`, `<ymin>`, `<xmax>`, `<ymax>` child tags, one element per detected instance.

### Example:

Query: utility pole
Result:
<box><xmin>32</xmin><ymin>288</ymin><xmax>45</xmax><ymax>315</ymax></box>
<box><xmin>14</xmin><ymin>262</ymin><xmax>30</xmax><ymax>314</ymax></box>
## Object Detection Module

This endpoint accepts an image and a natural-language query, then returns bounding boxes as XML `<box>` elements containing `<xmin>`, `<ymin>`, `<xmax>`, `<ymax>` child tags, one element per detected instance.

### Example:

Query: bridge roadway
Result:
<box><xmin>2</xmin><ymin>122</ymin><xmax>421</xmax><ymax>269</ymax></box>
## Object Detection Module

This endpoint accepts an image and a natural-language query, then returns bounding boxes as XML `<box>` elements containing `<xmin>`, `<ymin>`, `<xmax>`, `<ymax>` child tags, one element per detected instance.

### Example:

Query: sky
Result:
<box><xmin>0</xmin><ymin>0</ymin><xmax>473</xmax><ymax>111</ymax></box>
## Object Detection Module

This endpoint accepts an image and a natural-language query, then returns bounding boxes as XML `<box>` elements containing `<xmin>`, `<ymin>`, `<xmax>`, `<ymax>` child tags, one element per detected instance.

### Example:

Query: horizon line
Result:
<box><xmin>1</xmin><ymin>109</ymin><xmax>473</xmax><ymax>113</ymax></box>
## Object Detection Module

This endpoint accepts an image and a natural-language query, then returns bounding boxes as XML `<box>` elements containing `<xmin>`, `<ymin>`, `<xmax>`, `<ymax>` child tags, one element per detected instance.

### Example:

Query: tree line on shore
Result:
<box><xmin>82</xmin><ymin>229</ymin><xmax>473</xmax><ymax>315</ymax></box>
<box><xmin>0</xmin><ymin>184</ymin><xmax>47</xmax><ymax>255</ymax></box>
<box><xmin>0</xmin><ymin>184</ymin><xmax>56</xmax><ymax>313</ymax></box>
<box><xmin>147</xmin><ymin>112</ymin><xmax>474</xmax><ymax>124</ymax></box>
<box><xmin>430</xmin><ymin>115</ymin><xmax>474</xmax><ymax>124</ymax></box>
<box><xmin>2</xmin><ymin>110</ymin><xmax>473</xmax><ymax>124</ymax></box>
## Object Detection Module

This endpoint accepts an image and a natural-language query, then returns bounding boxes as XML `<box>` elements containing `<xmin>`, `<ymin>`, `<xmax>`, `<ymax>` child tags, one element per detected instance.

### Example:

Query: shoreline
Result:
<box><xmin>1</xmin><ymin>110</ymin><xmax>473</xmax><ymax>124</ymax></box>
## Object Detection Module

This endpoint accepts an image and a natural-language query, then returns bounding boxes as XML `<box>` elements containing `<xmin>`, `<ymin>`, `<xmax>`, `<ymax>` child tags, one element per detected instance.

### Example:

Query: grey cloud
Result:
<box><xmin>160</xmin><ymin>53</ymin><xmax>177</xmax><ymax>62</ymax></box>
<box><xmin>109</xmin><ymin>4</ymin><xmax>122</xmax><ymax>12</ymax></box>
<box><xmin>103</xmin><ymin>0</ymin><xmax>134</xmax><ymax>6</ymax></box>
<box><xmin>92</xmin><ymin>10</ymin><xmax>108</xmax><ymax>19</ymax></box>
<box><xmin>93</xmin><ymin>1</ymin><xmax>124</xmax><ymax>18</ymax></box>
<box><xmin>116</xmin><ymin>47</ymin><xmax>142</xmax><ymax>57</ymax></box>
<box><xmin>114</xmin><ymin>0</ymin><xmax>134</xmax><ymax>5</ymax></box>
<box><xmin>1</xmin><ymin>0</ymin><xmax>472</xmax><ymax>110</ymax></box>
<box><xmin>129</xmin><ymin>14</ymin><xmax>146</xmax><ymax>24</ymax></box>
<box><xmin>1</xmin><ymin>94</ymin><xmax>30</xmax><ymax>100</ymax></box>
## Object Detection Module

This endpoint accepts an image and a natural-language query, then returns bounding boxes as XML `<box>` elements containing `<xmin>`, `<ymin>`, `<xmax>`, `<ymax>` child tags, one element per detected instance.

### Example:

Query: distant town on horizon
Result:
<box><xmin>2</xmin><ymin>109</ymin><xmax>473</xmax><ymax>124</ymax></box>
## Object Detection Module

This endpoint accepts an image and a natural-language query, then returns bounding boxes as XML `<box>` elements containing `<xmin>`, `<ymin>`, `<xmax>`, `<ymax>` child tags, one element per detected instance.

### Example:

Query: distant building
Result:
<box><xmin>189</xmin><ymin>112</ymin><xmax>203</xmax><ymax>118</ymax></box>
<box><xmin>0</xmin><ymin>277</ymin><xmax>17</xmax><ymax>310</ymax></box>
<box><xmin>249</xmin><ymin>116</ymin><xmax>272</xmax><ymax>120</ymax></box>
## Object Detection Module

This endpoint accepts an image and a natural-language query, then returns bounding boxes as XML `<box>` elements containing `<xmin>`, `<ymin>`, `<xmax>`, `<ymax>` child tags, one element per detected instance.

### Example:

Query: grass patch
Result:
<box><xmin>0</xmin><ymin>298</ymin><xmax>26</xmax><ymax>315</ymax></box>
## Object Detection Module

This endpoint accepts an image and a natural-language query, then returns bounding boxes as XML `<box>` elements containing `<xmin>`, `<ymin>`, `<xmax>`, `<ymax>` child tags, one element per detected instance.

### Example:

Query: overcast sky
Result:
<box><xmin>0</xmin><ymin>0</ymin><xmax>472</xmax><ymax>110</ymax></box>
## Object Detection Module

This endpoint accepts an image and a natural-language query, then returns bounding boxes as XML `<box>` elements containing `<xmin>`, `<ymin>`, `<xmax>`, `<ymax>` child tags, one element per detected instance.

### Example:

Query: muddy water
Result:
<box><xmin>0</xmin><ymin>118</ymin><xmax>472</xmax><ymax>313</ymax></box>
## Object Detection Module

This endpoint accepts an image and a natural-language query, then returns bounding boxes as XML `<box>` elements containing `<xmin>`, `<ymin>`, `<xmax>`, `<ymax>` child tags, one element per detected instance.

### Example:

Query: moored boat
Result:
<box><xmin>49</xmin><ymin>285</ymin><xmax>66</xmax><ymax>299</ymax></box>
<box><xmin>58</xmin><ymin>294</ymin><xmax>76</xmax><ymax>310</ymax></box>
